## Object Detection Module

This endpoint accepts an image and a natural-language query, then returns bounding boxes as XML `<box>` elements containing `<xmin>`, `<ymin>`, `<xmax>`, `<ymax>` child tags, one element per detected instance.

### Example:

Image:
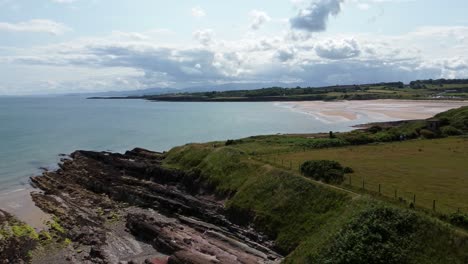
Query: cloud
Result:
<box><xmin>2</xmin><ymin>25</ymin><xmax>468</xmax><ymax>94</ymax></box>
<box><xmin>290</xmin><ymin>0</ymin><xmax>344</xmax><ymax>32</ymax></box>
<box><xmin>443</xmin><ymin>57</ymin><xmax>468</xmax><ymax>71</ymax></box>
<box><xmin>275</xmin><ymin>47</ymin><xmax>296</xmax><ymax>62</ymax></box>
<box><xmin>0</xmin><ymin>19</ymin><xmax>71</xmax><ymax>35</ymax></box>
<box><xmin>249</xmin><ymin>10</ymin><xmax>271</xmax><ymax>30</ymax></box>
<box><xmin>315</xmin><ymin>38</ymin><xmax>361</xmax><ymax>59</ymax></box>
<box><xmin>191</xmin><ymin>6</ymin><xmax>206</xmax><ymax>18</ymax></box>
<box><xmin>193</xmin><ymin>29</ymin><xmax>214</xmax><ymax>46</ymax></box>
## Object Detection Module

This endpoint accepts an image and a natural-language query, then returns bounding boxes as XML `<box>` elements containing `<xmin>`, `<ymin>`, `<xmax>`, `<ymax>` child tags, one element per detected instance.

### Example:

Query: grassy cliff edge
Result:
<box><xmin>163</xmin><ymin>141</ymin><xmax>468</xmax><ymax>263</ymax></box>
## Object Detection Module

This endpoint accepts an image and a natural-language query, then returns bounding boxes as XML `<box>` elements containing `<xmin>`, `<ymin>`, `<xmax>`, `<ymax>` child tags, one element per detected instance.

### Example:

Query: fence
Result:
<box><xmin>256</xmin><ymin>155</ymin><xmax>468</xmax><ymax>215</ymax></box>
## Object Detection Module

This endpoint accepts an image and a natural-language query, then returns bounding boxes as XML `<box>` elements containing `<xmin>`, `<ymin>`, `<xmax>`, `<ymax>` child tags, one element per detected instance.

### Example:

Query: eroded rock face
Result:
<box><xmin>29</xmin><ymin>149</ymin><xmax>282</xmax><ymax>264</ymax></box>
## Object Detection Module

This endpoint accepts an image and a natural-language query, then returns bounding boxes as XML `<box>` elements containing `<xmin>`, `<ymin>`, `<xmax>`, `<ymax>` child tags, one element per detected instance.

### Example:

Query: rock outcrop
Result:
<box><xmin>29</xmin><ymin>148</ymin><xmax>282</xmax><ymax>263</ymax></box>
<box><xmin>0</xmin><ymin>209</ymin><xmax>38</xmax><ymax>264</ymax></box>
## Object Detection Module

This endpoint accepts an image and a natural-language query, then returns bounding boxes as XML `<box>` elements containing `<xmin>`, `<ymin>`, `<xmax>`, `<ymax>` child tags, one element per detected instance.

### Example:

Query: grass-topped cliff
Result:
<box><xmin>161</xmin><ymin>106</ymin><xmax>468</xmax><ymax>263</ymax></box>
<box><xmin>162</xmin><ymin>139</ymin><xmax>468</xmax><ymax>263</ymax></box>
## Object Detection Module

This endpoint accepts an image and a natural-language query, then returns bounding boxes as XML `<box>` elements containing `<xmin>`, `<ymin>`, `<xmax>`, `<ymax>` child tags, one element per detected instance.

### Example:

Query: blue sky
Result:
<box><xmin>0</xmin><ymin>0</ymin><xmax>467</xmax><ymax>95</ymax></box>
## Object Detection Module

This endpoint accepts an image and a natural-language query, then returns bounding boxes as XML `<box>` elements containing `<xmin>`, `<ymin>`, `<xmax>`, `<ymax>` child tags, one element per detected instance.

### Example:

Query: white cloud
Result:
<box><xmin>315</xmin><ymin>38</ymin><xmax>361</xmax><ymax>59</ymax></box>
<box><xmin>191</xmin><ymin>6</ymin><xmax>206</xmax><ymax>18</ymax></box>
<box><xmin>249</xmin><ymin>10</ymin><xmax>271</xmax><ymax>30</ymax></box>
<box><xmin>0</xmin><ymin>19</ymin><xmax>71</xmax><ymax>35</ymax></box>
<box><xmin>193</xmin><ymin>29</ymin><xmax>214</xmax><ymax>46</ymax></box>
<box><xmin>290</xmin><ymin>0</ymin><xmax>344</xmax><ymax>32</ymax></box>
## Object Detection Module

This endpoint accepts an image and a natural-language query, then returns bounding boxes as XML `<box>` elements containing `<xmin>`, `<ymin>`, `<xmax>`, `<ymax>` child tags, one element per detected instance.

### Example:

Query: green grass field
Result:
<box><xmin>262</xmin><ymin>137</ymin><xmax>468</xmax><ymax>214</ymax></box>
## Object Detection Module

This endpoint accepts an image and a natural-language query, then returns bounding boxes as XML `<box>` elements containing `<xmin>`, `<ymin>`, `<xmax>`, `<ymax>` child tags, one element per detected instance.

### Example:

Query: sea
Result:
<box><xmin>0</xmin><ymin>96</ymin><xmax>383</xmax><ymax>192</ymax></box>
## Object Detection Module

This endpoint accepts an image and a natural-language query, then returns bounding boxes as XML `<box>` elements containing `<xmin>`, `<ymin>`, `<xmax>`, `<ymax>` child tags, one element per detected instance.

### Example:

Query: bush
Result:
<box><xmin>448</xmin><ymin>212</ymin><xmax>468</xmax><ymax>229</ymax></box>
<box><xmin>340</xmin><ymin>132</ymin><xmax>374</xmax><ymax>145</ymax></box>
<box><xmin>300</xmin><ymin>138</ymin><xmax>348</xmax><ymax>149</ymax></box>
<box><xmin>316</xmin><ymin>206</ymin><xmax>422</xmax><ymax>264</ymax></box>
<box><xmin>343</xmin><ymin>167</ymin><xmax>354</xmax><ymax>174</ymax></box>
<box><xmin>372</xmin><ymin>131</ymin><xmax>398</xmax><ymax>142</ymax></box>
<box><xmin>300</xmin><ymin>160</ymin><xmax>345</xmax><ymax>184</ymax></box>
<box><xmin>440</xmin><ymin>126</ymin><xmax>462</xmax><ymax>136</ymax></box>
<box><xmin>368</xmin><ymin>125</ymin><xmax>383</xmax><ymax>134</ymax></box>
<box><xmin>225</xmin><ymin>139</ymin><xmax>243</xmax><ymax>146</ymax></box>
<box><xmin>419</xmin><ymin>129</ymin><xmax>437</xmax><ymax>139</ymax></box>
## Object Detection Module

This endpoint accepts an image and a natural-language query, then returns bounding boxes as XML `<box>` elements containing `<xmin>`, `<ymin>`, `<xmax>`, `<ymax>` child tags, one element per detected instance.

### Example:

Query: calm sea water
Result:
<box><xmin>0</xmin><ymin>96</ymin><xmax>374</xmax><ymax>192</ymax></box>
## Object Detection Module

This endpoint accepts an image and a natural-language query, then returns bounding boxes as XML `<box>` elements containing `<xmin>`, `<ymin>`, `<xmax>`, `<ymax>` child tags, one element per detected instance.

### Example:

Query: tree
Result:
<box><xmin>300</xmin><ymin>160</ymin><xmax>348</xmax><ymax>184</ymax></box>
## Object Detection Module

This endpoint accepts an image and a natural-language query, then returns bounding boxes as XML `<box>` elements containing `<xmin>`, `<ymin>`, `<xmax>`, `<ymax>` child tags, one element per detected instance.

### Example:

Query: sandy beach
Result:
<box><xmin>0</xmin><ymin>188</ymin><xmax>51</xmax><ymax>229</ymax></box>
<box><xmin>278</xmin><ymin>100</ymin><xmax>468</xmax><ymax>123</ymax></box>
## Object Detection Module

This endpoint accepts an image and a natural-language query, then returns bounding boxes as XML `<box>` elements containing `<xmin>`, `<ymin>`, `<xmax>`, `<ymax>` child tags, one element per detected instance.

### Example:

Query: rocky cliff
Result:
<box><xmin>28</xmin><ymin>148</ymin><xmax>282</xmax><ymax>263</ymax></box>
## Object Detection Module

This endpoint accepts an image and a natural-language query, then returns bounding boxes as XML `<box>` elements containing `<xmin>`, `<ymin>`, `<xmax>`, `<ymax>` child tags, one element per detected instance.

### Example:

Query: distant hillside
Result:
<box><xmin>86</xmin><ymin>78</ymin><xmax>468</xmax><ymax>101</ymax></box>
<box><xmin>80</xmin><ymin>82</ymin><xmax>302</xmax><ymax>98</ymax></box>
<box><xmin>133</xmin><ymin>79</ymin><xmax>468</xmax><ymax>102</ymax></box>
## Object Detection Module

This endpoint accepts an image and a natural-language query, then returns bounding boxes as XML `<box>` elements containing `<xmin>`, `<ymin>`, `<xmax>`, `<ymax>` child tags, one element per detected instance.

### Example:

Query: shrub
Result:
<box><xmin>225</xmin><ymin>139</ymin><xmax>235</xmax><ymax>146</ymax></box>
<box><xmin>368</xmin><ymin>125</ymin><xmax>383</xmax><ymax>134</ymax></box>
<box><xmin>448</xmin><ymin>212</ymin><xmax>468</xmax><ymax>229</ymax></box>
<box><xmin>300</xmin><ymin>160</ymin><xmax>345</xmax><ymax>184</ymax></box>
<box><xmin>372</xmin><ymin>131</ymin><xmax>398</xmax><ymax>142</ymax></box>
<box><xmin>419</xmin><ymin>129</ymin><xmax>437</xmax><ymax>139</ymax></box>
<box><xmin>435</xmin><ymin>106</ymin><xmax>468</xmax><ymax>131</ymax></box>
<box><xmin>316</xmin><ymin>206</ymin><xmax>422</xmax><ymax>264</ymax></box>
<box><xmin>300</xmin><ymin>138</ymin><xmax>348</xmax><ymax>149</ymax></box>
<box><xmin>340</xmin><ymin>132</ymin><xmax>374</xmax><ymax>145</ymax></box>
<box><xmin>343</xmin><ymin>167</ymin><xmax>354</xmax><ymax>174</ymax></box>
<box><xmin>440</xmin><ymin>126</ymin><xmax>462</xmax><ymax>136</ymax></box>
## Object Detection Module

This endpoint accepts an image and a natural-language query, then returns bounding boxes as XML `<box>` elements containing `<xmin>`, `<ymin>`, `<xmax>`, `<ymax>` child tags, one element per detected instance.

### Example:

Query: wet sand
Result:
<box><xmin>279</xmin><ymin>100</ymin><xmax>468</xmax><ymax>122</ymax></box>
<box><xmin>0</xmin><ymin>188</ymin><xmax>51</xmax><ymax>230</ymax></box>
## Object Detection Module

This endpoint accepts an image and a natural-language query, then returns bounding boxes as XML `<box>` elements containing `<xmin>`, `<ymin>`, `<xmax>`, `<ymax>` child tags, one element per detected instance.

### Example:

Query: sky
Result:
<box><xmin>0</xmin><ymin>0</ymin><xmax>467</xmax><ymax>95</ymax></box>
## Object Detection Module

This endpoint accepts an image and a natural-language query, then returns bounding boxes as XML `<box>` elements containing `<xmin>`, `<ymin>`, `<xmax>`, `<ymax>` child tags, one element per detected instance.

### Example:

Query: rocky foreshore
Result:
<box><xmin>20</xmin><ymin>148</ymin><xmax>282</xmax><ymax>263</ymax></box>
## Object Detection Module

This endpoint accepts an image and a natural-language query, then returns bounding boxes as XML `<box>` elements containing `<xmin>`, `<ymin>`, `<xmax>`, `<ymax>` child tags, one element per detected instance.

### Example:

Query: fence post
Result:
<box><xmin>433</xmin><ymin>200</ymin><xmax>436</xmax><ymax>211</ymax></box>
<box><xmin>378</xmin><ymin>184</ymin><xmax>381</xmax><ymax>194</ymax></box>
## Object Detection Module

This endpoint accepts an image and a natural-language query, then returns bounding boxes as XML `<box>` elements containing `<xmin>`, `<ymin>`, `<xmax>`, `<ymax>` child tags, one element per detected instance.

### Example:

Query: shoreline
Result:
<box><xmin>2</xmin><ymin>99</ymin><xmax>468</xmax><ymax>228</ymax></box>
<box><xmin>278</xmin><ymin>99</ymin><xmax>468</xmax><ymax>123</ymax></box>
<box><xmin>0</xmin><ymin>186</ymin><xmax>51</xmax><ymax>230</ymax></box>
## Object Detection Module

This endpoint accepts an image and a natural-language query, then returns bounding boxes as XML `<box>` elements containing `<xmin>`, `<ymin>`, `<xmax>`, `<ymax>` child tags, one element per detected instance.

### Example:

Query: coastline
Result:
<box><xmin>1</xmin><ymin>102</ymin><xmax>467</xmax><ymax>262</ymax></box>
<box><xmin>2</xmin><ymin>98</ymin><xmax>468</xmax><ymax>229</ymax></box>
<box><xmin>277</xmin><ymin>99</ymin><xmax>468</xmax><ymax>123</ymax></box>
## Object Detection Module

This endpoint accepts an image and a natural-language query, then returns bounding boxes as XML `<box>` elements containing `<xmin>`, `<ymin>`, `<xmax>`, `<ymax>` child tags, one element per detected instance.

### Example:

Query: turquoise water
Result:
<box><xmin>0</xmin><ymin>96</ymin><xmax>368</xmax><ymax>192</ymax></box>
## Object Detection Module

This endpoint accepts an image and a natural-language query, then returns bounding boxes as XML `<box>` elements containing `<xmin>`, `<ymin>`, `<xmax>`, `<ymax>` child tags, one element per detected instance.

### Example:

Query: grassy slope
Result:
<box><xmin>165</xmin><ymin>144</ymin><xmax>351</xmax><ymax>254</ymax></box>
<box><xmin>163</xmin><ymin>140</ymin><xmax>468</xmax><ymax>263</ymax></box>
